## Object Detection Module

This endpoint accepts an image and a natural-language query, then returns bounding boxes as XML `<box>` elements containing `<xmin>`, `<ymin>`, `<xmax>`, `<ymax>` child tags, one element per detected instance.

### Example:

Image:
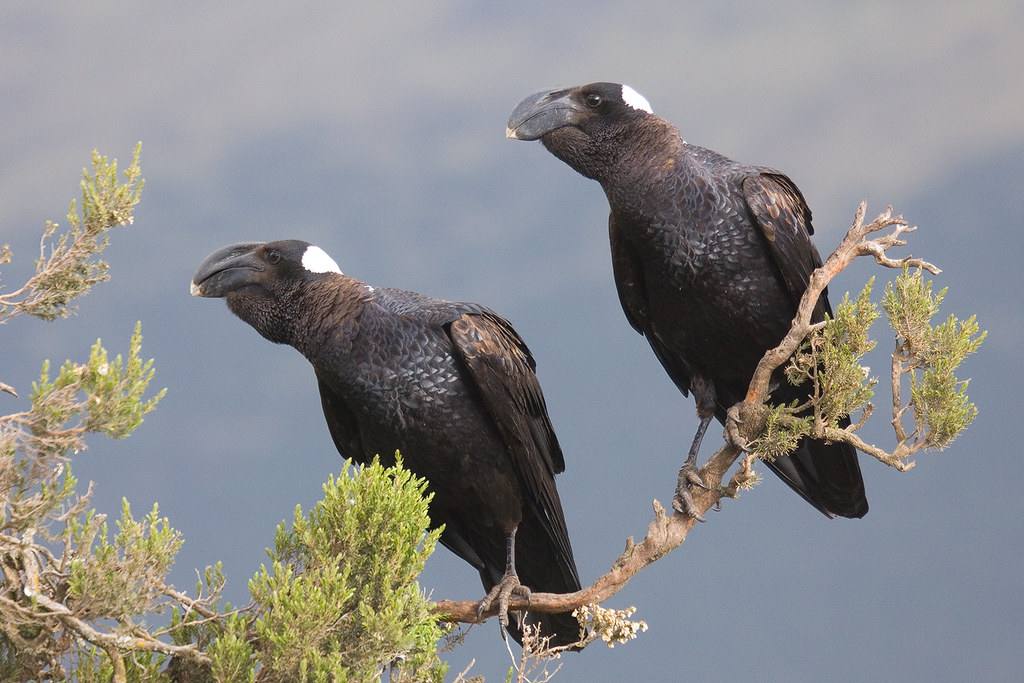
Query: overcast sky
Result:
<box><xmin>2</xmin><ymin>2</ymin><xmax>1021</xmax><ymax>680</ymax></box>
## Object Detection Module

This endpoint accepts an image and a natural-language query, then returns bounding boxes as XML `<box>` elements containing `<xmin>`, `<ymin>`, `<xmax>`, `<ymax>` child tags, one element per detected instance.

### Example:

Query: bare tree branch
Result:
<box><xmin>436</xmin><ymin>444</ymin><xmax>738</xmax><ymax>622</ymax></box>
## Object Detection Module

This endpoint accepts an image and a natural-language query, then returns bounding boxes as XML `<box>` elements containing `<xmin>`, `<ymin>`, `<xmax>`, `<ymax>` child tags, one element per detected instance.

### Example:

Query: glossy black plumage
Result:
<box><xmin>509</xmin><ymin>83</ymin><xmax>868</xmax><ymax>518</ymax></box>
<box><xmin>192</xmin><ymin>240</ymin><xmax>581</xmax><ymax>645</ymax></box>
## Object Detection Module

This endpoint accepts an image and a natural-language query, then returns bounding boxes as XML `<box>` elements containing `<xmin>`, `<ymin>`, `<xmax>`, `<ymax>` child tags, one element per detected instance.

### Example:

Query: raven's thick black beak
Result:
<box><xmin>506</xmin><ymin>88</ymin><xmax>581</xmax><ymax>141</ymax></box>
<box><xmin>191</xmin><ymin>242</ymin><xmax>266</xmax><ymax>298</ymax></box>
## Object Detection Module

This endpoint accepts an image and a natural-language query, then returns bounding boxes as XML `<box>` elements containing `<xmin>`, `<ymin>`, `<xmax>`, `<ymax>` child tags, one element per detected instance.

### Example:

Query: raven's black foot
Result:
<box><xmin>477</xmin><ymin>572</ymin><xmax>531</xmax><ymax>633</ymax></box>
<box><xmin>673</xmin><ymin>460</ymin><xmax>709</xmax><ymax>521</ymax></box>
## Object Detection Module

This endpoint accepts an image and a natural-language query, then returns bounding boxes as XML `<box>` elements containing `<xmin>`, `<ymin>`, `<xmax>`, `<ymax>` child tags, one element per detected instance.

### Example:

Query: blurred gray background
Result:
<box><xmin>2</xmin><ymin>2</ymin><xmax>1020</xmax><ymax>680</ymax></box>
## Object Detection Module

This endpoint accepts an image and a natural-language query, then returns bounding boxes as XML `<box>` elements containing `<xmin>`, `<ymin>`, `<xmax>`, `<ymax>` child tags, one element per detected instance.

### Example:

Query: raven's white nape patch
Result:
<box><xmin>621</xmin><ymin>84</ymin><xmax>653</xmax><ymax>113</ymax></box>
<box><xmin>302</xmin><ymin>245</ymin><xmax>342</xmax><ymax>274</ymax></box>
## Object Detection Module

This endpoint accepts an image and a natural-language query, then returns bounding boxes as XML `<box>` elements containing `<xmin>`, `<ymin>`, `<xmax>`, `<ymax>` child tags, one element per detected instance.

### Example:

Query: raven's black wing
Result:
<box><xmin>447</xmin><ymin>311</ymin><xmax>581</xmax><ymax>645</ymax></box>
<box><xmin>742</xmin><ymin>171</ymin><xmax>832</xmax><ymax>319</ymax></box>
<box><xmin>610</xmin><ymin>211</ymin><xmax>694</xmax><ymax>397</ymax></box>
<box><xmin>447</xmin><ymin>312</ymin><xmax>572</xmax><ymax>555</ymax></box>
<box><xmin>315</xmin><ymin>372</ymin><xmax>367</xmax><ymax>464</ymax></box>
<box><xmin>742</xmin><ymin>171</ymin><xmax>868</xmax><ymax>518</ymax></box>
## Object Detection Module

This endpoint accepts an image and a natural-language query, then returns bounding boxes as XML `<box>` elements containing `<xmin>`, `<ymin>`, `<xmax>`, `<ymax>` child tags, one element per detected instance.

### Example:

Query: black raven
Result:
<box><xmin>191</xmin><ymin>240</ymin><xmax>582</xmax><ymax>645</ymax></box>
<box><xmin>507</xmin><ymin>82</ymin><xmax>867</xmax><ymax>519</ymax></box>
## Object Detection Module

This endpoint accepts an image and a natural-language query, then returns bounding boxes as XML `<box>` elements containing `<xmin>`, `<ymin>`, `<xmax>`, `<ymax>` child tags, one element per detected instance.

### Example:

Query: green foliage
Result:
<box><xmin>751</xmin><ymin>280</ymin><xmax>879</xmax><ymax>462</ymax></box>
<box><xmin>1</xmin><ymin>322</ymin><xmax>165</xmax><ymax>544</ymax></box>
<box><xmin>1</xmin><ymin>322</ymin><xmax>169</xmax><ymax>680</ymax></box>
<box><xmin>0</xmin><ymin>143</ymin><xmax>143</xmax><ymax>322</ymax></box>
<box><xmin>785</xmin><ymin>279</ymin><xmax>879</xmax><ymax>425</ymax></box>
<box><xmin>67</xmin><ymin>499</ymin><xmax>182</xmax><ymax>619</ymax></box>
<box><xmin>0</xmin><ymin>147</ymin><xmax>188</xmax><ymax>683</ymax></box>
<box><xmin>883</xmin><ymin>267</ymin><xmax>945</xmax><ymax>349</ymax></box>
<box><xmin>206</xmin><ymin>614</ymin><xmax>256</xmax><ymax>683</ymax></box>
<box><xmin>73</xmin><ymin>646</ymin><xmax>171</xmax><ymax>683</ymax></box>
<box><xmin>241</xmin><ymin>456</ymin><xmax>446</xmax><ymax>683</ymax></box>
<box><xmin>30</xmin><ymin>321</ymin><xmax>166</xmax><ymax>442</ymax></box>
<box><xmin>750</xmin><ymin>268</ymin><xmax>984</xmax><ymax>467</ymax></box>
<box><xmin>815</xmin><ymin>280</ymin><xmax>880</xmax><ymax>423</ymax></box>
<box><xmin>3</xmin><ymin>322</ymin><xmax>164</xmax><ymax>537</ymax></box>
<box><xmin>749</xmin><ymin>403</ymin><xmax>813</xmax><ymax>463</ymax></box>
<box><xmin>168</xmin><ymin>563</ymin><xmax>230</xmax><ymax>649</ymax></box>
<box><xmin>883</xmin><ymin>268</ymin><xmax>985</xmax><ymax>449</ymax></box>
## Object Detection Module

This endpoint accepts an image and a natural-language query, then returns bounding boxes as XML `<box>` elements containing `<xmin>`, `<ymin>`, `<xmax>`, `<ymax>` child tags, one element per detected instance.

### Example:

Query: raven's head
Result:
<box><xmin>191</xmin><ymin>239</ymin><xmax>343</xmax><ymax>344</ymax></box>
<box><xmin>506</xmin><ymin>82</ymin><xmax>656</xmax><ymax>179</ymax></box>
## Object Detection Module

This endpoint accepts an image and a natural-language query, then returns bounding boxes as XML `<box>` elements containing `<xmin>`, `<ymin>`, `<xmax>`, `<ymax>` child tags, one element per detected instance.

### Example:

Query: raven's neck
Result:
<box><xmin>228</xmin><ymin>274</ymin><xmax>367</xmax><ymax>360</ymax></box>
<box><xmin>598</xmin><ymin>118</ymin><xmax>689</xmax><ymax>221</ymax></box>
<box><xmin>287</xmin><ymin>275</ymin><xmax>368</xmax><ymax>361</ymax></box>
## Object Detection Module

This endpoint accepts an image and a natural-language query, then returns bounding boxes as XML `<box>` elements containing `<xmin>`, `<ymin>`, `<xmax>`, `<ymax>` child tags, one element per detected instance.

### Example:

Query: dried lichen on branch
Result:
<box><xmin>435</xmin><ymin>203</ymin><xmax>984</xmax><ymax>639</ymax></box>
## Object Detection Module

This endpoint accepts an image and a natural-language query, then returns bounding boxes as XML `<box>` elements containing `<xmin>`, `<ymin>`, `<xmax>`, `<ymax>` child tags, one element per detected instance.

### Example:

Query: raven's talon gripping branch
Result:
<box><xmin>673</xmin><ymin>461</ymin><xmax>707</xmax><ymax>521</ymax></box>
<box><xmin>672</xmin><ymin>488</ymin><xmax>705</xmax><ymax>521</ymax></box>
<box><xmin>477</xmin><ymin>571</ymin><xmax>531</xmax><ymax>636</ymax></box>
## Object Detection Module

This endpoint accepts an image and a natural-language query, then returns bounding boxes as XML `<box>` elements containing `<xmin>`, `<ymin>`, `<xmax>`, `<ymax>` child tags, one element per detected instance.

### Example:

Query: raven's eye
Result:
<box><xmin>584</xmin><ymin>93</ymin><xmax>602</xmax><ymax>108</ymax></box>
<box><xmin>267</xmin><ymin>250</ymin><xmax>281</xmax><ymax>265</ymax></box>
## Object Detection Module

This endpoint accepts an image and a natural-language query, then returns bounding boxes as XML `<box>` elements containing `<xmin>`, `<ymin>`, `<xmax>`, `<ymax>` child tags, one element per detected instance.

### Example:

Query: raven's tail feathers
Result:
<box><xmin>764</xmin><ymin>422</ymin><xmax>868</xmax><ymax>518</ymax></box>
